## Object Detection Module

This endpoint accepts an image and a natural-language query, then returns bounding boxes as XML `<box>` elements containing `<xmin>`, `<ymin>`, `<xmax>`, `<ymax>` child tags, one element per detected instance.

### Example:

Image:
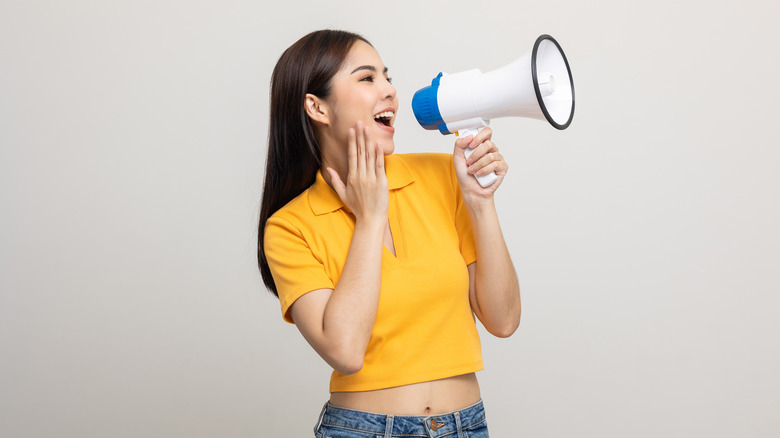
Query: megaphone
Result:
<box><xmin>412</xmin><ymin>34</ymin><xmax>575</xmax><ymax>187</ymax></box>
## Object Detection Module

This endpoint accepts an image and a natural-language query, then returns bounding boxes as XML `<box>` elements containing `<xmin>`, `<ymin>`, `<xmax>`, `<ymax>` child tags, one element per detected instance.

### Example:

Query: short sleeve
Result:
<box><xmin>448</xmin><ymin>157</ymin><xmax>478</xmax><ymax>265</ymax></box>
<box><xmin>264</xmin><ymin>216</ymin><xmax>335</xmax><ymax>323</ymax></box>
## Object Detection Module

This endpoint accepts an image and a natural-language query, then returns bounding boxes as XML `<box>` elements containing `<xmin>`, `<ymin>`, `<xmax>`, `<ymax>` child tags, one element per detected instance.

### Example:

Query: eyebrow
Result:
<box><xmin>350</xmin><ymin>65</ymin><xmax>389</xmax><ymax>75</ymax></box>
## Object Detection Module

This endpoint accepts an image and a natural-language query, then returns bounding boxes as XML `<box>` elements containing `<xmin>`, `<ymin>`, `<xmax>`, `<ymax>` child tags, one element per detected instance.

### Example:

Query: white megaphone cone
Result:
<box><xmin>412</xmin><ymin>34</ymin><xmax>575</xmax><ymax>187</ymax></box>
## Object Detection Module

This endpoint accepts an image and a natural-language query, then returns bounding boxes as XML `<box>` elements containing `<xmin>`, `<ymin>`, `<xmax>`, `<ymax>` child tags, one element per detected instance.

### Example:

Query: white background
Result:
<box><xmin>2</xmin><ymin>0</ymin><xmax>779</xmax><ymax>436</ymax></box>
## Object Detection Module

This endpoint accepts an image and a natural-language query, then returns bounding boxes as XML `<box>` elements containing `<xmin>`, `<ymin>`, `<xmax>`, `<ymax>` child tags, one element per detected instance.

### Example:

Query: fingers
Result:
<box><xmin>466</xmin><ymin>145</ymin><xmax>507</xmax><ymax>176</ymax></box>
<box><xmin>356</xmin><ymin>121</ymin><xmax>368</xmax><ymax>178</ymax></box>
<box><xmin>375</xmin><ymin>143</ymin><xmax>385</xmax><ymax>173</ymax></box>
<box><xmin>463</xmin><ymin>127</ymin><xmax>493</xmax><ymax>163</ymax></box>
<box><xmin>347</xmin><ymin>127</ymin><xmax>357</xmax><ymax>180</ymax></box>
<box><xmin>351</xmin><ymin>121</ymin><xmax>382</xmax><ymax>179</ymax></box>
<box><xmin>337</xmin><ymin>122</ymin><xmax>389</xmax><ymax>221</ymax></box>
<box><xmin>469</xmin><ymin>151</ymin><xmax>508</xmax><ymax>177</ymax></box>
<box><xmin>454</xmin><ymin>134</ymin><xmax>474</xmax><ymax>157</ymax></box>
<box><xmin>451</xmin><ymin>128</ymin><xmax>508</xmax><ymax>181</ymax></box>
<box><xmin>467</xmin><ymin>126</ymin><xmax>493</xmax><ymax>149</ymax></box>
<box><xmin>461</xmin><ymin>128</ymin><xmax>503</xmax><ymax>175</ymax></box>
<box><xmin>363</xmin><ymin>123</ymin><xmax>375</xmax><ymax>179</ymax></box>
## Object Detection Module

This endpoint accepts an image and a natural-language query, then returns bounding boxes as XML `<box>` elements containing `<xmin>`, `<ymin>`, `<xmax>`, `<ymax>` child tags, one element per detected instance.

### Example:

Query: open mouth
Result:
<box><xmin>373</xmin><ymin>111</ymin><xmax>394</xmax><ymax>127</ymax></box>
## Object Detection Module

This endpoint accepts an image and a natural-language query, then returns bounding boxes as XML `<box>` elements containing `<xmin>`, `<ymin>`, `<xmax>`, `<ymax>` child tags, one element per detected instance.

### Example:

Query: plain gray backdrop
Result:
<box><xmin>2</xmin><ymin>0</ymin><xmax>779</xmax><ymax>437</ymax></box>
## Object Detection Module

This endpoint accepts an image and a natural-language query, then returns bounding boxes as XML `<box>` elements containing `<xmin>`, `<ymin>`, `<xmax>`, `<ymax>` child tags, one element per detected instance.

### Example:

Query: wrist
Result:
<box><xmin>463</xmin><ymin>194</ymin><xmax>496</xmax><ymax>215</ymax></box>
<box><xmin>354</xmin><ymin>214</ymin><xmax>387</xmax><ymax>233</ymax></box>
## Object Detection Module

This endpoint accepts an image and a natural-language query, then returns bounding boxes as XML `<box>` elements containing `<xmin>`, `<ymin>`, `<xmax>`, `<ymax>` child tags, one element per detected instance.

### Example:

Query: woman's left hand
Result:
<box><xmin>454</xmin><ymin>128</ymin><xmax>521</xmax><ymax>338</ymax></box>
<box><xmin>453</xmin><ymin>127</ymin><xmax>508</xmax><ymax>204</ymax></box>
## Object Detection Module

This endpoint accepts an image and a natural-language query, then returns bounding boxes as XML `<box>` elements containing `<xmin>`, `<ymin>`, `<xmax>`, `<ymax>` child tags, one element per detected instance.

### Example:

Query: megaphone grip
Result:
<box><xmin>459</xmin><ymin>128</ymin><xmax>498</xmax><ymax>188</ymax></box>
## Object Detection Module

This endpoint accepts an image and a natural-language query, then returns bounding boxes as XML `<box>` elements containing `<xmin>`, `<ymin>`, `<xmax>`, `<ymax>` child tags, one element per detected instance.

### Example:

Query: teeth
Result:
<box><xmin>373</xmin><ymin>111</ymin><xmax>394</xmax><ymax>119</ymax></box>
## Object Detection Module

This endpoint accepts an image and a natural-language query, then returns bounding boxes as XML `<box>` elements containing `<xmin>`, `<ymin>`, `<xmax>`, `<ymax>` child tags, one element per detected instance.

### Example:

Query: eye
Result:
<box><xmin>360</xmin><ymin>75</ymin><xmax>375</xmax><ymax>82</ymax></box>
<box><xmin>386</xmin><ymin>76</ymin><xmax>393</xmax><ymax>84</ymax></box>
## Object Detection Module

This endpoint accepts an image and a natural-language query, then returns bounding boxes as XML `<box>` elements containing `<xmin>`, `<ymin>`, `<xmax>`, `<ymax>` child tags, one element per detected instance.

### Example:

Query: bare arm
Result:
<box><xmin>454</xmin><ymin>128</ymin><xmax>521</xmax><ymax>337</ymax></box>
<box><xmin>289</xmin><ymin>122</ymin><xmax>388</xmax><ymax>374</ymax></box>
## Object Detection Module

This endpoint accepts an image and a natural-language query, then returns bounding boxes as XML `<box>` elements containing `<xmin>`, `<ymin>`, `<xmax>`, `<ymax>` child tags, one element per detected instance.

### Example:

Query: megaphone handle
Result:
<box><xmin>458</xmin><ymin>128</ymin><xmax>498</xmax><ymax>188</ymax></box>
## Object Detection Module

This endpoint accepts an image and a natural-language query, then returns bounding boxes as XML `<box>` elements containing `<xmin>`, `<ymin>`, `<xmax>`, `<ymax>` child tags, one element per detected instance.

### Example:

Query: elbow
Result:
<box><xmin>489</xmin><ymin>310</ymin><xmax>521</xmax><ymax>338</ymax></box>
<box><xmin>493</xmin><ymin>295</ymin><xmax>522</xmax><ymax>338</ymax></box>
<box><xmin>332</xmin><ymin>354</ymin><xmax>364</xmax><ymax>375</ymax></box>
<box><xmin>328</xmin><ymin>341</ymin><xmax>366</xmax><ymax>375</ymax></box>
<box><xmin>490</xmin><ymin>320</ymin><xmax>519</xmax><ymax>338</ymax></box>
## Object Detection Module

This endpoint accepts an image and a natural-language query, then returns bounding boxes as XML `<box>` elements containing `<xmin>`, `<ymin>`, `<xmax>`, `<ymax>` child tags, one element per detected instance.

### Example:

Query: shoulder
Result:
<box><xmin>393</xmin><ymin>152</ymin><xmax>452</xmax><ymax>170</ymax></box>
<box><xmin>391</xmin><ymin>153</ymin><xmax>455</xmax><ymax>187</ymax></box>
<box><xmin>265</xmin><ymin>188</ymin><xmax>313</xmax><ymax>236</ymax></box>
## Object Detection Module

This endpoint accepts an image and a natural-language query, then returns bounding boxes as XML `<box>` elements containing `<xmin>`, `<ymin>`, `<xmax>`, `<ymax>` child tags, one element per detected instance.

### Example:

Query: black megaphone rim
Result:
<box><xmin>531</xmin><ymin>34</ymin><xmax>575</xmax><ymax>130</ymax></box>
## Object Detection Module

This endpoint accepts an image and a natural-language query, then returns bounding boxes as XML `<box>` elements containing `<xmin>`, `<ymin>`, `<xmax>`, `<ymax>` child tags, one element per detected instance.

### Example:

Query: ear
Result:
<box><xmin>304</xmin><ymin>93</ymin><xmax>330</xmax><ymax>126</ymax></box>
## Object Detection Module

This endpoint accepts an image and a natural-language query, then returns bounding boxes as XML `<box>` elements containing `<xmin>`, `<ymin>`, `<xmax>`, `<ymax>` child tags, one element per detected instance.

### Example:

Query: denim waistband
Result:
<box><xmin>315</xmin><ymin>399</ymin><xmax>485</xmax><ymax>437</ymax></box>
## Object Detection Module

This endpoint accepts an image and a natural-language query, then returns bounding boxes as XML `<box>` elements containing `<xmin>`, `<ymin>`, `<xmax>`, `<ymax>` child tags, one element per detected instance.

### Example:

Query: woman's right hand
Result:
<box><xmin>299</xmin><ymin>121</ymin><xmax>387</xmax><ymax>375</ymax></box>
<box><xmin>326</xmin><ymin>121</ymin><xmax>389</xmax><ymax>224</ymax></box>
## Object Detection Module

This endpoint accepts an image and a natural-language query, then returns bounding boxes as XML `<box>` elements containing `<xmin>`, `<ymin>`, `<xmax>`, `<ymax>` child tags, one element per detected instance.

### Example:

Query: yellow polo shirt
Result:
<box><xmin>264</xmin><ymin>153</ymin><xmax>483</xmax><ymax>392</ymax></box>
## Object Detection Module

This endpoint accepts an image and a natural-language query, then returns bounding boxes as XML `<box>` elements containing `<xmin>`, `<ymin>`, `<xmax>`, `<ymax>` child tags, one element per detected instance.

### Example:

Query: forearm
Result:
<box><xmin>467</xmin><ymin>198</ymin><xmax>521</xmax><ymax>337</ymax></box>
<box><xmin>321</xmin><ymin>218</ymin><xmax>385</xmax><ymax>371</ymax></box>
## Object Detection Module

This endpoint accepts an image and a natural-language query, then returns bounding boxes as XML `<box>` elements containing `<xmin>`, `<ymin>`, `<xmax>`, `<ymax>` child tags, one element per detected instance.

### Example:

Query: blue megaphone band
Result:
<box><xmin>412</xmin><ymin>73</ymin><xmax>449</xmax><ymax>134</ymax></box>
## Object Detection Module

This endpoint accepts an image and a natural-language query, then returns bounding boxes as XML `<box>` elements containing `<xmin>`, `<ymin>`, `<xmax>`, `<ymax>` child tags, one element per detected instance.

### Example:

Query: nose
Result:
<box><xmin>382</xmin><ymin>78</ymin><xmax>396</xmax><ymax>100</ymax></box>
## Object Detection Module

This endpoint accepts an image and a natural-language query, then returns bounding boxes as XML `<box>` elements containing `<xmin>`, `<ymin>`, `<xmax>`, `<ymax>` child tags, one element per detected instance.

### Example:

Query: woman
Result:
<box><xmin>258</xmin><ymin>29</ymin><xmax>520</xmax><ymax>438</ymax></box>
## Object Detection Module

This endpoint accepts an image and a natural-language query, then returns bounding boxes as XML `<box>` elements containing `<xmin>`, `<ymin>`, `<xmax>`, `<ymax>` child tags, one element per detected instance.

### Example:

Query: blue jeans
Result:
<box><xmin>313</xmin><ymin>399</ymin><xmax>489</xmax><ymax>438</ymax></box>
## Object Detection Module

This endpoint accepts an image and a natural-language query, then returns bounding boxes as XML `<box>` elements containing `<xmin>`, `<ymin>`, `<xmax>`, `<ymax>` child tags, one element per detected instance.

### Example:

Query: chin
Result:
<box><xmin>381</xmin><ymin>141</ymin><xmax>395</xmax><ymax>155</ymax></box>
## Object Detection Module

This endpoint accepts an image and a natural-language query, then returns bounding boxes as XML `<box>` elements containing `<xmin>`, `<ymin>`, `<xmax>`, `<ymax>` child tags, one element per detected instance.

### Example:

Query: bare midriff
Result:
<box><xmin>328</xmin><ymin>373</ymin><xmax>481</xmax><ymax>416</ymax></box>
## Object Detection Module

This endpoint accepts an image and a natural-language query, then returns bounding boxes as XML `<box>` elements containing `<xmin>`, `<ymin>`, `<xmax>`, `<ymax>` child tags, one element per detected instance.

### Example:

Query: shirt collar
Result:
<box><xmin>308</xmin><ymin>154</ymin><xmax>414</xmax><ymax>216</ymax></box>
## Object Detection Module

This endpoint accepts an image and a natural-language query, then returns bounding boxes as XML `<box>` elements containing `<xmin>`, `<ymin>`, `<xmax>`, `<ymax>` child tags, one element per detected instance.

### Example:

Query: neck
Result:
<box><xmin>319</xmin><ymin>135</ymin><xmax>348</xmax><ymax>191</ymax></box>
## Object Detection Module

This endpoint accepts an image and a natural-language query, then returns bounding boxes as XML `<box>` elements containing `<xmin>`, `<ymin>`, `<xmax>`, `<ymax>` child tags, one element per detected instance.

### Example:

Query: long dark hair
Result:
<box><xmin>258</xmin><ymin>30</ymin><xmax>371</xmax><ymax>297</ymax></box>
